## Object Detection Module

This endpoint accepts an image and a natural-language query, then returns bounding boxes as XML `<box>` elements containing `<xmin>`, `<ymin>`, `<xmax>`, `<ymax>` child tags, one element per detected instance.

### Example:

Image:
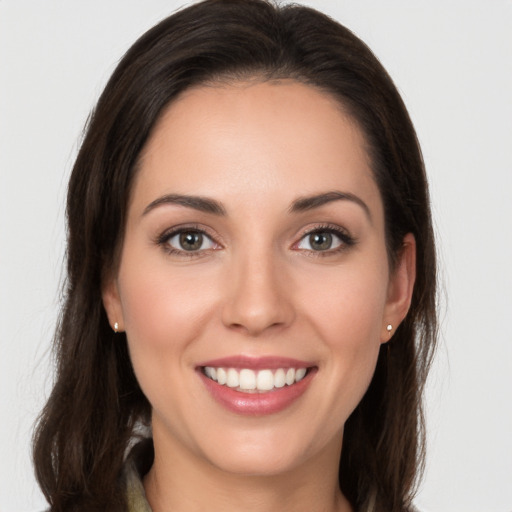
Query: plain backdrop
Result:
<box><xmin>1</xmin><ymin>1</ymin><xmax>511</xmax><ymax>511</ymax></box>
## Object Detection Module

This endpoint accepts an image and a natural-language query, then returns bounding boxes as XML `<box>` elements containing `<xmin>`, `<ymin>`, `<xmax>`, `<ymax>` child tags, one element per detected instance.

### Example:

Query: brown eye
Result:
<box><xmin>166</xmin><ymin>230</ymin><xmax>216</xmax><ymax>252</ymax></box>
<box><xmin>179</xmin><ymin>232</ymin><xmax>204</xmax><ymax>251</ymax></box>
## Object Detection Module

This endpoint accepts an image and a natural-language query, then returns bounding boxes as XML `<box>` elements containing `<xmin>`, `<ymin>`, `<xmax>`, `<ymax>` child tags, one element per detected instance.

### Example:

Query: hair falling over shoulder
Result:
<box><xmin>33</xmin><ymin>1</ymin><xmax>438</xmax><ymax>511</ymax></box>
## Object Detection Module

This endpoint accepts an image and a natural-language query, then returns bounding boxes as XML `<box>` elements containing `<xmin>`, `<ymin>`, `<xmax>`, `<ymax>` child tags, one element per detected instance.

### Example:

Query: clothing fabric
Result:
<box><xmin>123</xmin><ymin>439</ymin><xmax>153</xmax><ymax>512</ymax></box>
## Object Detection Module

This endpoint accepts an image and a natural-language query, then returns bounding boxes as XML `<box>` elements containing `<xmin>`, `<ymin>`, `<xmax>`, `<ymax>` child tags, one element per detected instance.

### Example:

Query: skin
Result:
<box><xmin>103</xmin><ymin>80</ymin><xmax>416</xmax><ymax>512</ymax></box>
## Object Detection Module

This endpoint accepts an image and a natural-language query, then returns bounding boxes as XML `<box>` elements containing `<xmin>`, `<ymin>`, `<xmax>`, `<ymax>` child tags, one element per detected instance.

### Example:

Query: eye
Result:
<box><xmin>165</xmin><ymin>229</ymin><xmax>217</xmax><ymax>253</ymax></box>
<box><xmin>295</xmin><ymin>227</ymin><xmax>355</xmax><ymax>253</ymax></box>
<box><xmin>297</xmin><ymin>231</ymin><xmax>341</xmax><ymax>251</ymax></box>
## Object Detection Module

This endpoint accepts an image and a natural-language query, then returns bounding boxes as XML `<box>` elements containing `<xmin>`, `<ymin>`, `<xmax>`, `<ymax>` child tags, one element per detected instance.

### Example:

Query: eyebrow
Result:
<box><xmin>290</xmin><ymin>191</ymin><xmax>372</xmax><ymax>221</ymax></box>
<box><xmin>142</xmin><ymin>190</ymin><xmax>371</xmax><ymax>220</ymax></box>
<box><xmin>143</xmin><ymin>194</ymin><xmax>227</xmax><ymax>216</ymax></box>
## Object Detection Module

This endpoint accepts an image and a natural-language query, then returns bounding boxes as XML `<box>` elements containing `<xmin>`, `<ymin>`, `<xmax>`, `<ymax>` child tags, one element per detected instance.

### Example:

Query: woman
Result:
<box><xmin>33</xmin><ymin>1</ymin><xmax>437</xmax><ymax>511</ymax></box>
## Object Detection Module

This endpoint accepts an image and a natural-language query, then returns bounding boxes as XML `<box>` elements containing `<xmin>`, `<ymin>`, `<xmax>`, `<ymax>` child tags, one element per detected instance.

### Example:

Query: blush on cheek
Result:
<box><xmin>121</xmin><ymin>265</ymin><xmax>205</xmax><ymax>337</ymax></box>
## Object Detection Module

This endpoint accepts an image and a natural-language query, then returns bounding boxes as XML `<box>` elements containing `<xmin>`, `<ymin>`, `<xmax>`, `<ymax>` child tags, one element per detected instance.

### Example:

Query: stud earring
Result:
<box><xmin>386</xmin><ymin>324</ymin><xmax>393</xmax><ymax>333</ymax></box>
<box><xmin>114</xmin><ymin>322</ymin><xmax>119</xmax><ymax>333</ymax></box>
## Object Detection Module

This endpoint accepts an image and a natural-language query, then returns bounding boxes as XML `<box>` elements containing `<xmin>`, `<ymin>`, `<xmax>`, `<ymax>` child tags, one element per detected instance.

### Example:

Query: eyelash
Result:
<box><xmin>155</xmin><ymin>224</ymin><xmax>220</xmax><ymax>258</ymax></box>
<box><xmin>294</xmin><ymin>224</ymin><xmax>357</xmax><ymax>257</ymax></box>
<box><xmin>155</xmin><ymin>223</ymin><xmax>356</xmax><ymax>258</ymax></box>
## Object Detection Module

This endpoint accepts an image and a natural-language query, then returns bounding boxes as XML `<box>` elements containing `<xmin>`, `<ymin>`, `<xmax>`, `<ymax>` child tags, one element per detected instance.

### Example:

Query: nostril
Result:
<box><xmin>226</xmin><ymin>319</ymin><xmax>287</xmax><ymax>337</ymax></box>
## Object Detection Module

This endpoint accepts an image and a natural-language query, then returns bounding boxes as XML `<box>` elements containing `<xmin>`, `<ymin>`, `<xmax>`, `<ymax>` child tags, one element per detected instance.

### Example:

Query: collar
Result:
<box><xmin>123</xmin><ymin>438</ymin><xmax>154</xmax><ymax>512</ymax></box>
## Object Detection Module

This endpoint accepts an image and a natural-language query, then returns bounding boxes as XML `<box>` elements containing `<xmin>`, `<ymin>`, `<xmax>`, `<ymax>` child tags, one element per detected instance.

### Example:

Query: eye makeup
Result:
<box><xmin>293</xmin><ymin>223</ymin><xmax>357</xmax><ymax>258</ymax></box>
<box><xmin>154</xmin><ymin>223</ymin><xmax>222</xmax><ymax>258</ymax></box>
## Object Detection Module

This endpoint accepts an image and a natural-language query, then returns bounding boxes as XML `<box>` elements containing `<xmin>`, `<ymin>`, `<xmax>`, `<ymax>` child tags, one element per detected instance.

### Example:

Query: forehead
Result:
<box><xmin>133</xmin><ymin>80</ymin><xmax>380</xmax><ymax>216</ymax></box>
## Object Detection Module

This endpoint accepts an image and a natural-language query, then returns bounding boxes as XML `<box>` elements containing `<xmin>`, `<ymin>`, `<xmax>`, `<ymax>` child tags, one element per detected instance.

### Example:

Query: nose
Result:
<box><xmin>221</xmin><ymin>250</ymin><xmax>295</xmax><ymax>336</ymax></box>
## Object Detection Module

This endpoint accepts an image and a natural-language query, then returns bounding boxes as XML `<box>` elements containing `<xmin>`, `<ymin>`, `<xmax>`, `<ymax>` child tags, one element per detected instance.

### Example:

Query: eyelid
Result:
<box><xmin>155</xmin><ymin>223</ymin><xmax>223</xmax><ymax>256</ymax></box>
<box><xmin>154</xmin><ymin>222</ymin><xmax>355</xmax><ymax>258</ymax></box>
<box><xmin>292</xmin><ymin>223</ymin><xmax>356</xmax><ymax>253</ymax></box>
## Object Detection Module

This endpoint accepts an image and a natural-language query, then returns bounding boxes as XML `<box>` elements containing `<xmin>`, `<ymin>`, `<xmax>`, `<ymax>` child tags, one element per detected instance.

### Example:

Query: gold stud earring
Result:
<box><xmin>114</xmin><ymin>322</ymin><xmax>119</xmax><ymax>333</ymax></box>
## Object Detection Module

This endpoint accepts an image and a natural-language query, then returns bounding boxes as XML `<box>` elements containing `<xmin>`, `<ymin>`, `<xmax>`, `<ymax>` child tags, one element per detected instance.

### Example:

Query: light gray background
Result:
<box><xmin>1</xmin><ymin>1</ymin><xmax>511</xmax><ymax>511</ymax></box>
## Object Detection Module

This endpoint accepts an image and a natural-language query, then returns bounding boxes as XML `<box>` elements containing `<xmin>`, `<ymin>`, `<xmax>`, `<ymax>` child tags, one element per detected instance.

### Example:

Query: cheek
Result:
<box><xmin>297</xmin><ymin>260</ymin><xmax>388</xmax><ymax>411</ymax></box>
<box><xmin>116</xmin><ymin>259</ymin><xmax>224</xmax><ymax>427</ymax></box>
<box><xmin>119</xmin><ymin>258</ymin><xmax>211</xmax><ymax>332</ymax></box>
<box><xmin>302</xmin><ymin>261</ymin><xmax>389</xmax><ymax>346</ymax></box>
<box><xmin>117</xmin><ymin>257</ymin><xmax>220</xmax><ymax>367</ymax></box>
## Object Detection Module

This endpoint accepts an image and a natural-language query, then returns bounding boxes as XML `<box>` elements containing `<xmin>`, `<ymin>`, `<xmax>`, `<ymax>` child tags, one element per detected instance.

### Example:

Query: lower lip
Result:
<box><xmin>199</xmin><ymin>369</ymin><xmax>316</xmax><ymax>416</ymax></box>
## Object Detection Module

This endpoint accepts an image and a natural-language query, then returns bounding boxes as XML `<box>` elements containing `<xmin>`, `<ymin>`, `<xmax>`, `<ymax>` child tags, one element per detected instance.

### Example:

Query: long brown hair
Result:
<box><xmin>33</xmin><ymin>1</ymin><xmax>437</xmax><ymax>511</ymax></box>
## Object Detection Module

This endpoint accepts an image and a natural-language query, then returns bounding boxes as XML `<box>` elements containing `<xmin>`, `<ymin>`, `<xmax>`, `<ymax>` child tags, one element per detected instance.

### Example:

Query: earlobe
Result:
<box><xmin>381</xmin><ymin>233</ymin><xmax>416</xmax><ymax>342</ymax></box>
<box><xmin>102</xmin><ymin>277</ymin><xmax>125</xmax><ymax>333</ymax></box>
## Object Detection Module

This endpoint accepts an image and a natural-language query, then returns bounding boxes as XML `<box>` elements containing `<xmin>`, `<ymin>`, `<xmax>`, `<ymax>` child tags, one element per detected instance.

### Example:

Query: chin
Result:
<box><xmin>207</xmin><ymin>447</ymin><xmax>306</xmax><ymax>477</ymax></box>
<box><xmin>192</xmin><ymin>424</ymin><xmax>334</xmax><ymax>478</ymax></box>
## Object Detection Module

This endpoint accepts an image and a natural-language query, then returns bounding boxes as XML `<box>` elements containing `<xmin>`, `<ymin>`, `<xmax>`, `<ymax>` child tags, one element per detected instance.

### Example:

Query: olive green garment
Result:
<box><xmin>124</xmin><ymin>440</ymin><xmax>153</xmax><ymax>512</ymax></box>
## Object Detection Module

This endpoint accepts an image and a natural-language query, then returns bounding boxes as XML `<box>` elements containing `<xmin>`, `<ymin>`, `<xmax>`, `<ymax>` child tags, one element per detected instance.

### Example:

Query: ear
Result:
<box><xmin>381</xmin><ymin>233</ymin><xmax>416</xmax><ymax>343</ymax></box>
<box><xmin>102</xmin><ymin>276</ymin><xmax>125</xmax><ymax>333</ymax></box>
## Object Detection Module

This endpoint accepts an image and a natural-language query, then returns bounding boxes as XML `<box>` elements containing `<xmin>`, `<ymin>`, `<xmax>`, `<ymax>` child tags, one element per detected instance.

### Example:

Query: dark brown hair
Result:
<box><xmin>33</xmin><ymin>1</ymin><xmax>437</xmax><ymax>511</ymax></box>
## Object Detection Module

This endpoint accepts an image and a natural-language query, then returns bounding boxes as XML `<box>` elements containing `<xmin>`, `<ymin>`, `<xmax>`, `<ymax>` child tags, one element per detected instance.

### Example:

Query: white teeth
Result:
<box><xmin>226</xmin><ymin>368</ymin><xmax>239</xmax><ymax>388</ymax></box>
<box><xmin>274</xmin><ymin>368</ymin><xmax>286</xmax><ymax>388</ymax></box>
<box><xmin>217</xmin><ymin>367</ymin><xmax>227</xmax><ymax>385</ymax></box>
<box><xmin>204</xmin><ymin>366</ymin><xmax>216</xmax><ymax>380</ymax></box>
<box><xmin>256</xmin><ymin>369</ymin><xmax>274</xmax><ymax>391</ymax></box>
<box><xmin>203</xmin><ymin>366</ymin><xmax>308</xmax><ymax>392</ymax></box>
<box><xmin>239</xmin><ymin>369</ymin><xmax>256</xmax><ymax>390</ymax></box>
<box><xmin>295</xmin><ymin>368</ymin><xmax>307</xmax><ymax>381</ymax></box>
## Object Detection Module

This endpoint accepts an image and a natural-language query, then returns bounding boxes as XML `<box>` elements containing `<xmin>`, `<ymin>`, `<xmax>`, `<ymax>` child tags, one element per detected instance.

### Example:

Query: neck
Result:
<box><xmin>144</xmin><ymin>425</ymin><xmax>353</xmax><ymax>512</ymax></box>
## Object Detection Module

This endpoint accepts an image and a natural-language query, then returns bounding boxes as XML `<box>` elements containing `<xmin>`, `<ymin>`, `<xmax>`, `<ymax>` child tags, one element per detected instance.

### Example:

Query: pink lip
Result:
<box><xmin>197</xmin><ymin>355</ymin><xmax>314</xmax><ymax>370</ymax></box>
<box><xmin>197</xmin><ymin>356</ymin><xmax>317</xmax><ymax>416</ymax></box>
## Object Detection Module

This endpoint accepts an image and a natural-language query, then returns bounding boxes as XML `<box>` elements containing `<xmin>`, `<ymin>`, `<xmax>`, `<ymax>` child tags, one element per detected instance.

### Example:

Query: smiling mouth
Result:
<box><xmin>201</xmin><ymin>366</ymin><xmax>311</xmax><ymax>393</ymax></box>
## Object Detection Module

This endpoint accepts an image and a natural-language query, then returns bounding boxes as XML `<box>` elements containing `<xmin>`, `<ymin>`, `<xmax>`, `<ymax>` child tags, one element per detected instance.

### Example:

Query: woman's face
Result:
<box><xmin>104</xmin><ymin>80</ymin><xmax>414</xmax><ymax>476</ymax></box>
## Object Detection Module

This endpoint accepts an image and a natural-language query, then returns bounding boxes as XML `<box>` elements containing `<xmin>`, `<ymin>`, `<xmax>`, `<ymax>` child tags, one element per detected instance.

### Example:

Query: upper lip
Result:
<box><xmin>197</xmin><ymin>355</ymin><xmax>316</xmax><ymax>370</ymax></box>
